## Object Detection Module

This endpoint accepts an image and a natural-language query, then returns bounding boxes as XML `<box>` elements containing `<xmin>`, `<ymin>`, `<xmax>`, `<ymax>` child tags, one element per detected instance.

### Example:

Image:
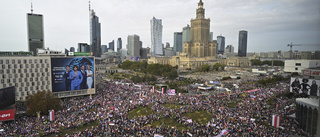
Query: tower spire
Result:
<box><xmin>31</xmin><ymin>0</ymin><xmax>33</xmax><ymax>14</ymax></box>
<box><xmin>89</xmin><ymin>1</ymin><xmax>91</xmax><ymax>11</ymax></box>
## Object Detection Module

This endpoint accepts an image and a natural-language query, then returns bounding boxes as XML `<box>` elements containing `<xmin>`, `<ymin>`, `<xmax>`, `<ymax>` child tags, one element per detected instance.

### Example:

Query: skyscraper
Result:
<box><xmin>89</xmin><ymin>4</ymin><xmax>101</xmax><ymax>57</ymax></box>
<box><xmin>27</xmin><ymin>8</ymin><xmax>44</xmax><ymax>56</ymax></box>
<box><xmin>173</xmin><ymin>32</ymin><xmax>183</xmax><ymax>52</ymax></box>
<box><xmin>217</xmin><ymin>35</ymin><xmax>225</xmax><ymax>54</ymax></box>
<box><xmin>109</xmin><ymin>40</ymin><xmax>114</xmax><ymax>51</ymax></box>
<box><xmin>238</xmin><ymin>30</ymin><xmax>248</xmax><ymax>57</ymax></box>
<box><xmin>225</xmin><ymin>45</ymin><xmax>234</xmax><ymax>53</ymax></box>
<box><xmin>150</xmin><ymin>17</ymin><xmax>163</xmax><ymax>56</ymax></box>
<box><xmin>70</xmin><ymin>47</ymin><xmax>75</xmax><ymax>52</ymax></box>
<box><xmin>127</xmin><ymin>35</ymin><xmax>140</xmax><ymax>57</ymax></box>
<box><xmin>117</xmin><ymin>38</ymin><xmax>122</xmax><ymax>52</ymax></box>
<box><xmin>101</xmin><ymin>45</ymin><xmax>107</xmax><ymax>53</ymax></box>
<box><xmin>182</xmin><ymin>25</ymin><xmax>191</xmax><ymax>43</ymax></box>
<box><xmin>183</xmin><ymin>0</ymin><xmax>216</xmax><ymax>57</ymax></box>
<box><xmin>78</xmin><ymin>43</ymin><xmax>90</xmax><ymax>52</ymax></box>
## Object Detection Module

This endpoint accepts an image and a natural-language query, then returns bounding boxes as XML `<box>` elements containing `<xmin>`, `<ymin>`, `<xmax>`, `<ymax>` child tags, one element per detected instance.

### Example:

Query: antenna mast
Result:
<box><xmin>31</xmin><ymin>0</ymin><xmax>33</xmax><ymax>13</ymax></box>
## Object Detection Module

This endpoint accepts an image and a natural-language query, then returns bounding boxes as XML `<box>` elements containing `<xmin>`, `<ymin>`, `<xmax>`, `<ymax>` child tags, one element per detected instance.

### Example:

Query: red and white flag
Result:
<box><xmin>49</xmin><ymin>110</ymin><xmax>55</xmax><ymax>121</ymax></box>
<box><xmin>272</xmin><ymin>115</ymin><xmax>281</xmax><ymax>128</ymax></box>
<box><xmin>179</xmin><ymin>93</ymin><xmax>182</xmax><ymax>96</ymax></box>
<box><xmin>153</xmin><ymin>86</ymin><xmax>155</xmax><ymax>93</ymax></box>
<box><xmin>162</xmin><ymin>88</ymin><xmax>164</xmax><ymax>94</ymax></box>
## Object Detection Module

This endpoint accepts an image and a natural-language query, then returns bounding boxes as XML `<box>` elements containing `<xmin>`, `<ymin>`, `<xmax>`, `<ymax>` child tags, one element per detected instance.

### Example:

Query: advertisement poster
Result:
<box><xmin>290</xmin><ymin>77</ymin><xmax>320</xmax><ymax>96</ymax></box>
<box><xmin>0</xmin><ymin>87</ymin><xmax>15</xmax><ymax>122</ymax></box>
<box><xmin>51</xmin><ymin>57</ymin><xmax>95</xmax><ymax>92</ymax></box>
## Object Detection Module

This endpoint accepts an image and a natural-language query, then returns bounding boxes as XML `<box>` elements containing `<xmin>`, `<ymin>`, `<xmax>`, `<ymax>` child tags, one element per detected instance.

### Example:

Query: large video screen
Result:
<box><xmin>0</xmin><ymin>87</ymin><xmax>15</xmax><ymax>110</ymax></box>
<box><xmin>51</xmin><ymin>57</ymin><xmax>95</xmax><ymax>92</ymax></box>
<box><xmin>290</xmin><ymin>77</ymin><xmax>320</xmax><ymax>96</ymax></box>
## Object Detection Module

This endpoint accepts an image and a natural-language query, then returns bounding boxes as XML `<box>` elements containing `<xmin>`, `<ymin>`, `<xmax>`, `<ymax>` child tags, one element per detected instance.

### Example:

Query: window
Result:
<box><xmin>37</xmin><ymin>73</ymin><xmax>40</xmax><ymax>77</ymax></box>
<box><xmin>3</xmin><ymin>84</ymin><xmax>6</xmax><ymax>88</ymax></box>
<box><xmin>7</xmin><ymin>79</ymin><xmax>10</xmax><ymax>83</ymax></box>
<box><xmin>1</xmin><ymin>79</ymin><xmax>4</xmax><ymax>84</ymax></box>
<box><xmin>29</xmin><ymin>59</ymin><xmax>32</xmax><ymax>63</ymax></box>
<box><xmin>31</xmin><ymin>73</ymin><xmax>34</xmax><ymax>77</ymax></box>
<box><xmin>20</xmin><ymin>97</ymin><xmax>23</xmax><ymax>100</ymax></box>
<box><xmin>24</xmin><ymin>78</ymin><xmax>27</xmax><ymax>82</ymax></box>
<box><xmin>12</xmin><ymin>60</ymin><xmax>15</xmax><ymax>64</ymax></box>
<box><xmin>8</xmin><ymin>64</ymin><xmax>11</xmax><ymax>69</ymax></box>
<box><xmin>26</xmin><ymin>73</ymin><xmax>29</xmax><ymax>77</ymax></box>
<box><xmin>23</xmin><ymin>60</ymin><xmax>27</xmax><ymax>63</ymax></box>
<box><xmin>18</xmin><ymin>69</ymin><xmax>21</xmax><ymax>73</ymax></box>
<box><xmin>35</xmin><ymin>77</ymin><xmax>38</xmax><ymax>81</ymax></box>
<box><xmin>2</xmin><ymin>75</ymin><xmax>6</xmax><ymax>78</ymax></box>
<box><xmin>21</xmin><ymin>92</ymin><xmax>24</xmax><ymax>96</ymax></box>
<box><xmin>36</xmin><ymin>64</ymin><xmax>39</xmax><ymax>68</ymax></box>
<box><xmin>32</xmin><ymin>82</ymin><xmax>35</xmax><ymax>86</ymax></box>
<box><xmin>40</xmin><ymin>59</ymin><xmax>43</xmax><ymax>63</ymax></box>
<box><xmin>295</xmin><ymin>63</ymin><xmax>301</xmax><ymax>66</ymax></box>
<box><xmin>2</xmin><ymin>64</ymin><xmax>5</xmax><ymax>69</ymax></box>
<box><xmin>45</xmin><ymin>59</ymin><xmax>48</xmax><ymax>63</ymax></box>
<box><xmin>295</xmin><ymin>67</ymin><xmax>298</xmax><ymax>70</ymax></box>
<box><xmin>20</xmin><ymin>74</ymin><xmax>23</xmax><ymax>77</ymax></box>
<box><xmin>30</xmin><ymin>78</ymin><xmax>33</xmax><ymax>81</ymax></box>
<box><xmin>13</xmin><ymin>69</ymin><xmax>16</xmax><ymax>73</ymax></box>
<box><xmin>21</xmin><ymin>83</ymin><xmax>24</xmax><ymax>87</ymax></box>
<box><xmin>24</xmin><ymin>69</ymin><xmax>27</xmax><ymax>73</ymax></box>
<box><xmin>30</xmin><ymin>87</ymin><xmax>33</xmax><ymax>90</ymax></box>
<box><xmin>15</xmin><ymin>74</ymin><xmax>18</xmax><ymax>78</ymax></box>
<box><xmin>26</xmin><ymin>82</ymin><xmax>29</xmax><ymax>86</ymax></box>
<box><xmin>0</xmin><ymin>60</ymin><xmax>2</xmax><ymax>64</ymax></box>
<box><xmin>19</xmin><ymin>87</ymin><xmax>22</xmax><ymax>91</ymax></box>
<box><xmin>45</xmin><ymin>68</ymin><xmax>48</xmax><ymax>71</ymax></box>
<box><xmin>29</xmin><ymin>69</ymin><xmax>33</xmax><ymax>73</ymax></box>
<box><xmin>26</xmin><ymin>92</ymin><xmax>29</xmax><ymax>95</ymax></box>
<box><xmin>20</xmin><ymin>64</ymin><xmax>23</xmax><ymax>68</ymax></box>
<box><xmin>0</xmin><ymin>70</ymin><xmax>3</xmax><ymax>74</ymax></box>
<box><xmin>18</xmin><ymin>60</ymin><xmax>21</xmax><ymax>64</ymax></box>
<box><xmin>47</xmin><ymin>64</ymin><xmax>49</xmax><ymax>67</ymax></box>
<box><xmin>6</xmin><ymin>60</ymin><xmax>9</xmax><ymax>64</ymax></box>
<box><xmin>14</xmin><ymin>64</ymin><xmax>17</xmax><ymax>68</ymax></box>
<box><xmin>25</xmin><ymin>64</ymin><xmax>29</xmax><ymax>68</ymax></box>
<box><xmin>31</xmin><ymin>64</ymin><xmax>34</xmax><ymax>68</ymax></box>
<box><xmin>41</xmin><ymin>64</ymin><xmax>44</xmax><ymax>67</ymax></box>
<box><xmin>19</xmin><ymin>78</ymin><xmax>22</xmax><ymax>82</ymax></box>
<box><xmin>6</xmin><ymin>70</ymin><xmax>9</xmax><ymax>73</ymax></box>
<box><xmin>9</xmin><ymin>74</ymin><xmax>12</xmax><ymax>78</ymax></box>
<box><xmin>34</xmin><ymin>59</ymin><xmax>37</xmax><ymax>63</ymax></box>
<box><xmin>35</xmin><ymin>69</ymin><xmax>38</xmax><ymax>72</ymax></box>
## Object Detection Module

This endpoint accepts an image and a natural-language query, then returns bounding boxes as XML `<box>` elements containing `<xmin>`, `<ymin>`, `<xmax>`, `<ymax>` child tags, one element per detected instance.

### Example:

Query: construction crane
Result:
<box><xmin>287</xmin><ymin>42</ymin><xmax>303</xmax><ymax>52</ymax></box>
<box><xmin>287</xmin><ymin>42</ymin><xmax>320</xmax><ymax>59</ymax></box>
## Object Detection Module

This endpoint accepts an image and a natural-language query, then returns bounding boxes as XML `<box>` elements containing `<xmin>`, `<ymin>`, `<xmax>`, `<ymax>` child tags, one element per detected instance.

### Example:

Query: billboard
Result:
<box><xmin>290</xmin><ymin>77</ymin><xmax>320</xmax><ymax>96</ymax></box>
<box><xmin>51</xmin><ymin>57</ymin><xmax>95</xmax><ymax>92</ymax></box>
<box><xmin>0</xmin><ymin>87</ymin><xmax>15</xmax><ymax>122</ymax></box>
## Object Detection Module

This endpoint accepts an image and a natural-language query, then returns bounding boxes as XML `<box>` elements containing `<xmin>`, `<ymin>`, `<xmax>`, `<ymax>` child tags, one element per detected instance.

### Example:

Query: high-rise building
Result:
<box><xmin>238</xmin><ymin>30</ymin><xmax>248</xmax><ymax>57</ymax></box>
<box><xmin>165</xmin><ymin>42</ymin><xmax>170</xmax><ymax>48</ymax></box>
<box><xmin>183</xmin><ymin>0</ymin><xmax>216</xmax><ymax>57</ymax></box>
<box><xmin>173</xmin><ymin>32</ymin><xmax>183</xmax><ymax>52</ymax></box>
<box><xmin>209</xmin><ymin>32</ymin><xmax>213</xmax><ymax>42</ymax></box>
<box><xmin>182</xmin><ymin>25</ymin><xmax>191</xmax><ymax>43</ymax></box>
<box><xmin>150</xmin><ymin>17</ymin><xmax>163</xmax><ymax>56</ymax></box>
<box><xmin>140</xmin><ymin>41</ymin><xmax>143</xmax><ymax>49</ymax></box>
<box><xmin>109</xmin><ymin>40</ymin><xmax>114</xmax><ymax>51</ymax></box>
<box><xmin>89</xmin><ymin>7</ymin><xmax>101</xmax><ymax>57</ymax></box>
<box><xmin>101</xmin><ymin>45</ymin><xmax>107</xmax><ymax>53</ymax></box>
<box><xmin>225</xmin><ymin>45</ymin><xmax>234</xmax><ymax>53</ymax></box>
<box><xmin>78</xmin><ymin>43</ymin><xmax>90</xmax><ymax>52</ymax></box>
<box><xmin>127</xmin><ymin>34</ymin><xmax>140</xmax><ymax>57</ymax></box>
<box><xmin>217</xmin><ymin>35</ymin><xmax>225</xmax><ymax>54</ymax></box>
<box><xmin>27</xmin><ymin>12</ymin><xmax>44</xmax><ymax>55</ymax></box>
<box><xmin>70</xmin><ymin>47</ymin><xmax>75</xmax><ymax>52</ymax></box>
<box><xmin>117</xmin><ymin>38</ymin><xmax>122</xmax><ymax>52</ymax></box>
<box><xmin>140</xmin><ymin>48</ymin><xmax>148</xmax><ymax>59</ymax></box>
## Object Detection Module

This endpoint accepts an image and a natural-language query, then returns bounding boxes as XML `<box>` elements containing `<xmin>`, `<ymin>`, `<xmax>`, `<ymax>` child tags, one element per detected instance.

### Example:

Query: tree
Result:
<box><xmin>212</xmin><ymin>63</ymin><xmax>225</xmax><ymax>71</ymax></box>
<box><xmin>25</xmin><ymin>91</ymin><xmax>61</xmax><ymax>116</ymax></box>
<box><xmin>200</xmin><ymin>64</ymin><xmax>211</xmax><ymax>72</ymax></box>
<box><xmin>168</xmin><ymin>70</ymin><xmax>178</xmax><ymax>80</ymax></box>
<box><xmin>250</xmin><ymin>59</ymin><xmax>262</xmax><ymax>66</ymax></box>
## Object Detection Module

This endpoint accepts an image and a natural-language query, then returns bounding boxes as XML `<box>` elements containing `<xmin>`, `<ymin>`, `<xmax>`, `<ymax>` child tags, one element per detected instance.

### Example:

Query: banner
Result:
<box><xmin>290</xmin><ymin>77</ymin><xmax>320</xmax><ymax>96</ymax></box>
<box><xmin>0</xmin><ymin>109</ymin><xmax>15</xmax><ymax>122</ymax></box>
<box><xmin>49</xmin><ymin>110</ymin><xmax>55</xmax><ymax>121</ymax></box>
<box><xmin>272</xmin><ymin>115</ymin><xmax>281</xmax><ymax>128</ymax></box>
<box><xmin>245</xmin><ymin>89</ymin><xmax>260</xmax><ymax>93</ymax></box>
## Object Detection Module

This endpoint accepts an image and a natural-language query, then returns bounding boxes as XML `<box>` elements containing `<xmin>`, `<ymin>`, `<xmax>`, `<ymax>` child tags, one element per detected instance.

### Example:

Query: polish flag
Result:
<box><xmin>179</xmin><ymin>93</ymin><xmax>182</xmax><ymax>96</ymax></box>
<box><xmin>162</xmin><ymin>88</ymin><xmax>164</xmax><ymax>94</ymax></box>
<box><xmin>153</xmin><ymin>86</ymin><xmax>155</xmax><ymax>93</ymax></box>
<box><xmin>49</xmin><ymin>110</ymin><xmax>55</xmax><ymax>121</ymax></box>
<box><xmin>272</xmin><ymin>115</ymin><xmax>281</xmax><ymax>128</ymax></box>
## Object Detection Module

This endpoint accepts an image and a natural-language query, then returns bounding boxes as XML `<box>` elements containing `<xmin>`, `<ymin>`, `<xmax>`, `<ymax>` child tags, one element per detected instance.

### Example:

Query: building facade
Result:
<box><xmin>284</xmin><ymin>60</ymin><xmax>320</xmax><ymax>74</ymax></box>
<box><xmin>183</xmin><ymin>0</ymin><xmax>216</xmax><ymax>57</ymax></box>
<box><xmin>225</xmin><ymin>45</ymin><xmax>234</xmax><ymax>53</ymax></box>
<box><xmin>117</xmin><ymin>38</ymin><xmax>122</xmax><ymax>52</ymax></box>
<box><xmin>109</xmin><ymin>40</ymin><xmax>115</xmax><ymax>51</ymax></box>
<box><xmin>150</xmin><ymin>17</ymin><xmax>163</xmax><ymax>56</ymax></box>
<box><xmin>0</xmin><ymin>56</ymin><xmax>51</xmax><ymax>101</ymax></box>
<box><xmin>238</xmin><ymin>30</ymin><xmax>248</xmax><ymax>57</ymax></box>
<box><xmin>101</xmin><ymin>45</ymin><xmax>107</xmax><ymax>53</ymax></box>
<box><xmin>27</xmin><ymin>13</ymin><xmax>44</xmax><ymax>55</ymax></box>
<box><xmin>127</xmin><ymin>35</ymin><xmax>141</xmax><ymax>57</ymax></box>
<box><xmin>182</xmin><ymin>25</ymin><xmax>191</xmax><ymax>43</ymax></box>
<box><xmin>173</xmin><ymin>32</ymin><xmax>183</xmax><ymax>52</ymax></box>
<box><xmin>70</xmin><ymin>47</ymin><xmax>75</xmax><ymax>52</ymax></box>
<box><xmin>217</xmin><ymin>35</ymin><xmax>225</xmax><ymax>54</ymax></box>
<box><xmin>89</xmin><ymin>9</ymin><xmax>101</xmax><ymax>57</ymax></box>
<box><xmin>78</xmin><ymin>43</ymin><xmax>90</xmax><ymax>52</ymax></box>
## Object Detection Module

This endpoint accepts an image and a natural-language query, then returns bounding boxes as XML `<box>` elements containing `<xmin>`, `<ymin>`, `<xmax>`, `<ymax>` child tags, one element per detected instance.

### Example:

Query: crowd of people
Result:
<box><xmin>0</xmin><ymin>74</ymin><xmax>313</xmax><ymax>136</ymax></box>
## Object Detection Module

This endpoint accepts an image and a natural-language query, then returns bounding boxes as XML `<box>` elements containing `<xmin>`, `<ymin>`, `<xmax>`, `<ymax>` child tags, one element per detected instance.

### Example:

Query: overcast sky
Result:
<box><xmin>0</xmin><ymin>0</ymin><xmax>319</xmax><ymax>53</ymax></box>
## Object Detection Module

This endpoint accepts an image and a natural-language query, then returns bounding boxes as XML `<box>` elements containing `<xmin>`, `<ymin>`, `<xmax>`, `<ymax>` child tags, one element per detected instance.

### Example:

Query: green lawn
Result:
<box><xmin>151</xmin><ymin>117</ymin><xmax>188</xmax><ymax>130</ymax></box>
<box><xmin>127</xmin><ymin>106</ymin><xmax>153</xmax><ymax>119</ymax></box>
<box><xmin>182</xmin><ymin>110</ymin><xmax>214</xmax><ymax>125</ymax></box>
<box><xmin>163</xmin><ymin>104</ymin><xmax>184</xmax><ymax>109</ymax></box>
